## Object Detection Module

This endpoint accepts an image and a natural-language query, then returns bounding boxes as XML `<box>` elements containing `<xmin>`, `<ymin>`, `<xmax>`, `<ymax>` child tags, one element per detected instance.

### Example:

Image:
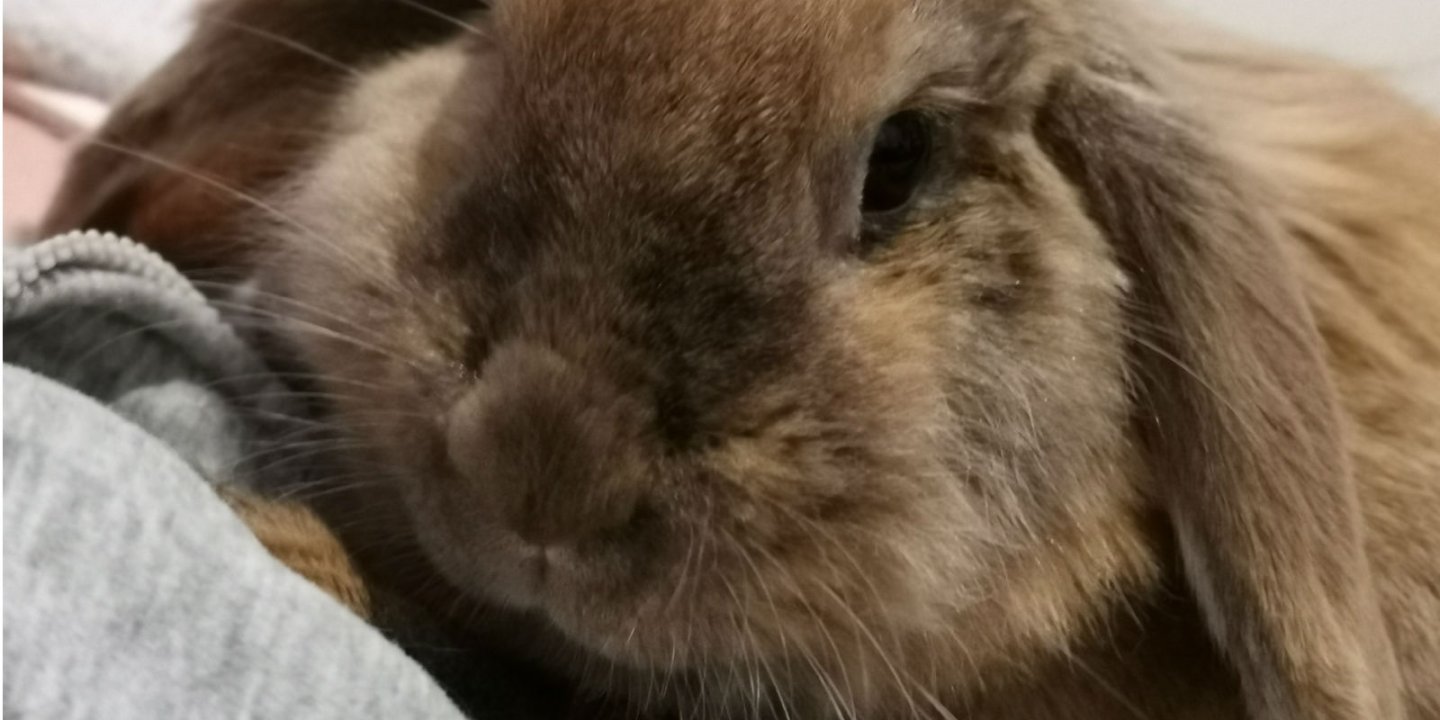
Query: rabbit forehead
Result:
<box><xmin>489</xmin><ymin>0</ymin><xmax>1063</xmax><ymax>127</ymax></box>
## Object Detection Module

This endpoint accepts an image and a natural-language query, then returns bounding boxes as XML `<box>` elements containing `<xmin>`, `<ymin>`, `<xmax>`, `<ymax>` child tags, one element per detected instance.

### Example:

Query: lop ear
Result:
<box><xmin>1034</xmin><ymin>49</ymin><xmax>1404</xmax><ymax>720</ymax></box>
<box><xmin>41</xmin><ymin>0</ymin><xmax>481</xmax><ymax>274</ymax></box>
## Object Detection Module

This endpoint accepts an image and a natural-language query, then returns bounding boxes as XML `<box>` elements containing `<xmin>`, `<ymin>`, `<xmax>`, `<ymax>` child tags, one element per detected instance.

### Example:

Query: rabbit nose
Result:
<box><xmin>445</xmin><ymin>341</ymin><xmax>649</xmax><ymax>547</ymax></box>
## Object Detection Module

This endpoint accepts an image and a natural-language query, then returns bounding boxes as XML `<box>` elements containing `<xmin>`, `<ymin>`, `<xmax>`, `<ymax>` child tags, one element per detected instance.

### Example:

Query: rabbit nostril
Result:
<box><xmin>446</xmin><ymin>340</ymin><xmax>651</xmax><ymax>547</ymax></box>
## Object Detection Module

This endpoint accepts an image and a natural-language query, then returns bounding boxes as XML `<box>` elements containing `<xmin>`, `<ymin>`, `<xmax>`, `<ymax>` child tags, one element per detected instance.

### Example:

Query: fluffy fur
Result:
<box><xmin>217</xmin><ymin>485</ymin><xmax>374</xmax><ymax>618</ymax></box>
<box><xmin>44</xmin><ymin>0</ymin><xmax>1440</xmax><ymax>718</ymax></box>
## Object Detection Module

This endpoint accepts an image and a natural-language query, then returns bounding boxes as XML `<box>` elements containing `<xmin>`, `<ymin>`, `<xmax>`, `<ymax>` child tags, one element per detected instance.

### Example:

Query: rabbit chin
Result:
<box><xmin>402</xmin><ymin>510</ymin><xmax>667</xmax><ymax>665</ymax></box>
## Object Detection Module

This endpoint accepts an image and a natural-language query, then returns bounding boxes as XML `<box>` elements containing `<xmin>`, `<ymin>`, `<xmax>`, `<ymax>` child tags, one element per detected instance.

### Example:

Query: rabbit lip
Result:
<box><xmin>527</xmin><ymin>545</ymin><xmax>554</xmax><ymax>588</ymax></box>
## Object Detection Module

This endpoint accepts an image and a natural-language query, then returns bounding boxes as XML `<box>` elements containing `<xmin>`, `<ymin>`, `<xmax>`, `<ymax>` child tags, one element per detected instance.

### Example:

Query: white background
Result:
<box><xmin>1167</xmin><ymin>0</ymin><xmax>1440</xmax><ymax>111</ymax></box>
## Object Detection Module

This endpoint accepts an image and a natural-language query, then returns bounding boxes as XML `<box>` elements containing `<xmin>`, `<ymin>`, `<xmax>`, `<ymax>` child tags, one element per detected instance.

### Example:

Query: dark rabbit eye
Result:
<box><xmin>861</xmin><ymin>111</ymin><xmax>931</xmax><ymax>216</ymax></box>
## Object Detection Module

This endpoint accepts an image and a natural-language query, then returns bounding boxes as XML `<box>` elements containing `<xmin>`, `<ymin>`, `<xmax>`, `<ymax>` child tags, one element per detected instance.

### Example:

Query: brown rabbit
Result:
<box><xmin>44</xmin><ymin>0</ymin><xmax>1440</xmax><ymax>718</ymax></box>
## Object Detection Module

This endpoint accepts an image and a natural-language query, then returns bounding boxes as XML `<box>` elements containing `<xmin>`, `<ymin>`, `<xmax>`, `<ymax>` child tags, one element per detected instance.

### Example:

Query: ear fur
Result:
<box><xmin>1033</xmin><ymin>40</ymin><xmax>1405</xmax><ymax>720</ymax></box>
<box><xmin>41</xmin><ymin>0</ymin><xmax>481</xmax><ymax>274</ymax></box>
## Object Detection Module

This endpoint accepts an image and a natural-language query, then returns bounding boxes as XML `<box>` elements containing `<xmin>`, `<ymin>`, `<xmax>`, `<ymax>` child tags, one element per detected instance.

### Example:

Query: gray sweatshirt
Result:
<box><xmin>3</xmin><ymin>232</ymin><xmax>559</xmax><ymax>719</ymax></box>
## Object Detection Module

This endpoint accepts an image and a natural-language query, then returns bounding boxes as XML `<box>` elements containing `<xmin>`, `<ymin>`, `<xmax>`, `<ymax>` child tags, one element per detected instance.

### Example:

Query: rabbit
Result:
<box><xmin>42</xmin><ymin>0</ymin><xmax>1440</xmax><ymax>718</ymax></box>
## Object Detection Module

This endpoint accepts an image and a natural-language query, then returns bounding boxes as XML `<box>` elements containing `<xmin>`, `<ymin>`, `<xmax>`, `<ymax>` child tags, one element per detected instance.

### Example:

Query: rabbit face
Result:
<box><xmin>265</xmin><ymin>2</ymin><xmax>1152</xmax><ymax>714</ymax></box>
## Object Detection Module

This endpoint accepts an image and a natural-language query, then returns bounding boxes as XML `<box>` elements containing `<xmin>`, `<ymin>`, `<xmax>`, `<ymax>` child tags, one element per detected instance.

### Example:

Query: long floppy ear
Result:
<box><xmin>1033</xmin><ymin>38</ymin><xmax>1404</xmax><ymax>720</ymax></box>
<box><xmin>41</xmin><ymin>0</ymin><xmax>481</xmax><ymax>274</ymax></box>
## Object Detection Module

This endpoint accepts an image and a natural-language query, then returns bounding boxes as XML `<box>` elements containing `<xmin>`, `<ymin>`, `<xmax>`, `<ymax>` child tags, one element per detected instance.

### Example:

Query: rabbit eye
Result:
<box><xmin>861</xmin><ymin>111</ymin><xmax>931</xmax><ymax>216</ymax></box>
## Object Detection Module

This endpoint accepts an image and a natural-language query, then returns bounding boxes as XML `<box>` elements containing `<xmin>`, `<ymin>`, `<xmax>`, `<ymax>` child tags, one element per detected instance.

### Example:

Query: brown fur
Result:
<box><xmin>215</xmin><ymin>485</ymin><xmax>374</xmax><ymax>619</ymax></box>
<box><xmin>44</xmin><ymin>1</ymin><xmax>1440</xmax><ymax>718</ymax></box>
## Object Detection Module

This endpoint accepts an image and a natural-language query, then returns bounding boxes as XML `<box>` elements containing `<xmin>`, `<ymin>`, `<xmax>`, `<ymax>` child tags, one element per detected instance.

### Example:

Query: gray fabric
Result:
<box><xmin>2</xmin><ymin>232</ymin><xmax>470</xmax><ymax>718</ymax></box>
<box><xmin>3</xmin><ymin>231</ymin><xmax>291</xmax><ymax>480</ymax></box>
<box><xmin>5</xmin><ymin>0</ymin><xmax>192</xmax><ymax>100</ymax></box>
<box><xmin>3</xmin><ymin>365</ymin><xmax>470</xmax><ymax>720</ymax></box>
